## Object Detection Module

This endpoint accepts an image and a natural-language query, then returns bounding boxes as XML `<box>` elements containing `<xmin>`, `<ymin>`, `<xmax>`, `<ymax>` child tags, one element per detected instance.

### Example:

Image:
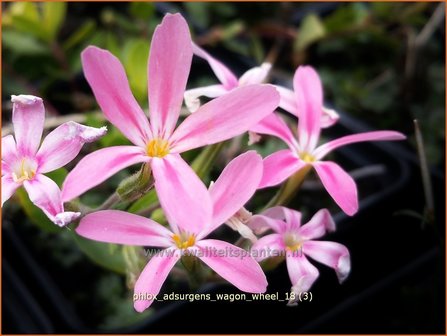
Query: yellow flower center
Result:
<box><xmin>12</xmin><ymin>158</ymin><xmax>37</xmax><ymax>183</ymax></box>
<box><xmin>283</xmin><ymin>232</ymin><xmax>303</xmax><ymax>252</ymax></box>
<box><xmin>172</xmin><ymin>232</ymin><xmax>196</xmax><ymax>249</ymax></box>
<box><xmin>146</xmin><ymin>138</ymin><xmax>170</xmax><ymax>158</ymax></box>
<box><xmin>300</xmin><ymin>152</ymin><xmax>316</xmax><ymax>163</ymax></box>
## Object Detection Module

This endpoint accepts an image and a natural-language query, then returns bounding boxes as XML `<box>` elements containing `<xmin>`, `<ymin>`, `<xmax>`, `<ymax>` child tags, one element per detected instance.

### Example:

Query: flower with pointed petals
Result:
<box><xmin>184</xmin><ymin>42</ymin><xmax>272</xmax><ymax>112</ymax></box>
<box><xmin>76</xmin><ymin>151</ymin><xmax>267</xmax><ymax>312</ymax></box>
<box><xmin>61</xmin><ymin>14</ymin><xmax>279</xmax><ymax>215</ymax></box>
<box><xmin>1</xmin><ymin>95</ymin><xmax>106</xmax><ymax>226</ymax></box>
<box><xmin>250</xmin><ymin>206</ymin><xmax>350</xmax><ymax>305</ymax></box>
<box><xmin>254</xmin><ymin>66</ymin><xmax>406</xmax><ymax>216</ymax></box>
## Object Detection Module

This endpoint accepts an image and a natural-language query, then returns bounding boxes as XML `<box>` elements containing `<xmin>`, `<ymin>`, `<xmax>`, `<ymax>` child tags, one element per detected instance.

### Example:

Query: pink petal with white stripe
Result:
<box><xmin>62</xmin><ymin>146</ymin><xmax>146</xmax><ymax>202</ymax></box>
<box><xmin>77</xmin><ymin>210</ymin><xmax>172</xmax><ymax>247</ymax></box>
<box><xmin>263</xmin><ymin>206</ymin><xmax>302</xmax><ymax>231</ymax></box>
<box><xmin>192</xmin><ymin>43</ymin><xmax>238</xmax><ymax>89</ymax></box>
<box><xmin>11</xmin><ymin>95</ymin><xmax>45</xmax><ymax>156</ymax></box>
<box><xmin>2</xmin><ymin>135</ymin><xmax>18</xmax><ymax>166</ymax></box>
<box><xmin>250</xmin><ymin>233</ymin><xmax>285</xmax><ymax>262</ymax></box>
<box><xmin>37</xmin><ymin>121</ymin><xmax>107</xmax><ymax>173</ymax></box>
<box><xmin>149</xmin><ymin>14</ymin><xmax>192</xmax><ymax>137</ymax></box>
<box><xmin>81</xmin><ymin>46</ymin><xmax>151</xmax><ymax>147</ymax></box>
<box><xmin>184</xmin><ymin>84</ymin><xmax>228</xmax><ymax>112</ymax></box>
<box><xmin>298</xmin><ymin>208</ymin><xmax>335</xmax><ymax>240</ymax></box>
<box><xmin>248</xmin><ymin>214</ymin><xmax>287</xmax><ymax>235</ymax></box>
<box><xmin>303</xmin><ymin>240</ymin><xmax>351</xmax><ymax>283</ymax></box>
<box><xmin>170</xmin><ymin>84</ymin><xmax>279</xmax><ymax>153</ymax></box>
<box><xmin>238</xmin><ymin>63</ymin><xmax>271</xmax><ymax>86</ymax></box>
<box><xmin>151</xmin><ymin>155</ymin><xmax>212</xmax><ymax>235</ymax></box>
<box><xmin>134</xmin><ymin>247</ymin><xmax>181</xmax><ymax>312</ymax></box>
<box><xmin>196</xmin><ymin>239</ymin><xmax>267</xmax><ymax>293</ymax></box>
<box><xmin>259</xmin><ymin>149</ymin><xmax>306</xmax><ymax>188</ymax></box>
<box><xmin>314</xmin><ymin>131</ymin><xmax>406</xmax><ymax>160</ymax></box>
<box><xmin>313</xmin><ymin>161</ymin><xmax>358</xmax><ymax>216</ymax></box>
<box><xmin>294</xmin><ymin>66</ymin><xmax>323</xmax><ymax>152</ymax></box>
<box><xmin>286</xmin><ymin>254</ymin><xmax>319</xmax><ymax>295</ymax></box>
<box><xmin>208</xmin><ymin>151</ymin><xmax>263</xmax><ymax>232</ymax></box>
<box><xmin>1</xmin><ymin>175</ymin><xmax>19</xmax><ymax>206</ymax></box>
<box><xmin>250</xmin><ymin>112</ymin><xmax>298</xmax><ymax>150</ymax></box>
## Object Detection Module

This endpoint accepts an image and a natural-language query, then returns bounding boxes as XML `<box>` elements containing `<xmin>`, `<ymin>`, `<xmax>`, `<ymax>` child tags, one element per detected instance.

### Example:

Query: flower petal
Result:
<box><xmin>149</xmin><ymin>14</ymin><xmax>193</xmax><ymax>137</ymax></box>
<box><xmin>259</xmin><ymin>149</ymin><xmax>305</xmax><ymax>188</ymax></box>
<box><xmin>248</xmin><ymin>214</ymin><xmax>287</xmax><ymax>235</ymax></box>
<box><xmin>2</xmin><ymin>135</ymin><xmax>18</xmax><ymax>167</ymax></box>
<box><xmin>238</xmin><ymin>63</ymin><xmax>272</xmax><ymax>86</ymax></box>
<box><xmin>61</xmin><ymin>146</ymin><xmax>146</xmax><ymax>202</ymax></box>
<box><xmin>321</xmin><ymin>107</ymin><xmax>340</xmax><ymax>128</ymax></box>
<box><xmin>11</xmin><ymin>95</ymin><xmax>45</xmax><ymax>156</ymax></box>
<box><xmin>303</xmin><ymin>240</ymin><xmax>350</xmax><ymax>283</ymax></box>
<box><xmin>134</xmin><ymin>247</ymin><xmax>181</xmax><ymax>312</ymax></box>
<box><xmin>207</xmin><ymin>151</ymin><xmax>263</xmax><ymax>232</ymax></box>
<box><xmin>37</xmin><ymin>122</ymin><xmax>107</xmax><ymax>173</ymax></box>
<box><xmin>250</xmin><ymin>233</ymin><xmax>285</xmax><ymax>262</ymax></box>
<box><xmin>313</xmin><ymin>161</ymin><xmax>358</xmax><ymax>216</ymax></box>
<box><xmin>294</xmin><ymin>66</ymin><xmax>323</xmax><ymax>152</ymax></box>
<box><xmin>192</xmin><ymin>42</ymin><xmax>238</xmax><ymax>89</ymax></box>
<box><xmin>81</xmin><ymin>46</ymin><xmax>151</xmax><ymax>147</ymax></box>
<box><xmin>1</xmin><ymin>175</ymin><xmax>19</xmax><ymax>206</ymax></box>
<box><xmin>262</xmin><ymin>206</ymin><xmax>302</xmax><ymax>231</ymax></box>
<box><xmin>196</xmin><ymin>239</ymin><xmax>267</xmax><ymax>293</ymax></box>
<box><xmin>23</xmin><ymin>174</ymin><xmax>80</xmax><ymax>226</ymax></box>
<box><xmin>184</xmin><ymin>84</ymin><xmax>228</xmax><ymax>113</ymax></box>
<box><xmin>151</xmin><ymin>154</ymin><xmax>212</xmax><ymax>235</ymax></box>
<box><xmin>313</xmin><ymin>131</ymin><xmax>406</xmax><ymax>160</ymax></box>
<box><xmin>170</xmin><ymin>84</ymin><xmax>280</xmax><ymax>153</ymax></box>
<box><xmin>275</xmin><ymin>86</ymin><xmax>297</xmax><ymax>115</ymax></box>
<box><xmin>286</xmin><ymin>254</ymin><xmax>319</xmax><ymax>305</ymax></box>
<box><xmin>298</xmin><ymin>208</ymin><xmax>335</xmax><ymax>240</ymax></box>
<box><xmin>77</xmin><ymin>210</ymin><xmax>173</xmax><ymax>247</ymax></box>
<box><xmin>250</xmin><ymin>112</ymin><xmax>298</xmax><ymax>150</ymax></box>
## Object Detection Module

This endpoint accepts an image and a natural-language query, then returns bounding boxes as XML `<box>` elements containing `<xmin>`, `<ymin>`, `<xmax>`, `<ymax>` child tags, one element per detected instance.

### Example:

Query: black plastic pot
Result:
<box><xmin>3</xmin><ymin>109</ymin><xmax>444</xmax><ymax>333</ymax></box>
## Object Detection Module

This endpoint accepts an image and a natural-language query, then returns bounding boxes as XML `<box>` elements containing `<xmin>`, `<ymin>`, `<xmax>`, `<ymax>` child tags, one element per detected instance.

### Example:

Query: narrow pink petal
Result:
<box><xmin>303</xmin><ymin>240</ymin><xmax>351</xmax><ymax>283</ymax></box>
<box><xmin>250</xmin><ymin>233</ymin><xmax>285</xmax><ymax>262</ymax></box>
<box><xmin>23</xmin><ymin>174</ymin><xmax>80</xmax><ymax>226</ymax></box>
<box><xmin>259</xmin><ymin>149</ymin><xmax>306</xmax><ymax>188</ymax></box>
<box><xmin>238</xmin><ymin>63</ymin><xmax>271</xmax><ymax>86</ymax></box>
<box><xmin>298</xmin><ymin>208</ymin><xmax>335</xmax><ymax>240</ymax></box>
<box><xmin>11</xmin><ymin>95</ymin><xmax>45</xmax><ymax>156</ymax></box>
<box><xmin>286</xmin><ymin>254</ymin><xmax>319</xmax><ymax>294</ymax></box>
<box><xmin>196</xmin><ymin>239</ymin><xmax>267</xmax><ymax>293</ymax></box>
<box><xmin>170</xmin><ymin>84</ymin><xmax>280</xmax><ymax>153</ymax></box>
<box><xmin>184</xmin><ymin>84</ymin><xmax>228</xmax><ymax>113</ymax></box>
<box><xmin>313</xmin><ymin>161</ymin><xmax>358</xmax><ymax>216</ymax></box>
<box><xmin>321</xmin><ymin>107</ymin><xmax>340</xmax><ymax>128</ymax></box>
<box><xmin>1</xmin><ymin>175</ymin><xmax>19</xmax><ymax>206</ymax></box>
<box><xmin>134</xmin><ymin>247</ymin><xmax>181</xmax><ymax>312</ymax></box>
<box><xmin>313</xmin><ymin>131</ymin><xmax>406</xmax><ymax>160</ymax></box>
<box><xmin>2</xmin><ymin>135</ymin><xmax>18</xmax><ymax>167</ymax></box>
<box><xmin>81</xmin><ymin>46</ymin><xmax>151</xmax><ymax>147</ymax></box>
<box><xmin>249</xmin><ymin>112</ymin><xmax>298</xmax><ymax>150</ymax></box>
<box><xmin>207</xmin><ymin>151</ymin><xmax>263</xmax><ymax>232</ymax></box>
<box><xmin>151</xmin><ymin>154</ymin><xmax>212</xmax><ymax>235</ymax></box>
<box><xmin>248</xmin><ymin>214</ymin><xmax>287</xmax><ymax>235</ymax></box>
<box><xmin>37</xmin><ymin>122</ymin><xmax>107</xmax><ymax>173</ymax></box>
<box><xmin>275</xmin><ymin>85</ymin><xmax>298</xmax><ymax>115</ymax></box>
<box><xmin>192</xmin><ymin>42</ymin><xmax>238</xmax><ymax>89</ymax></box>
<box><xmin>262</xmin><ymin>206</ymin><xmax>302</xmax><ymax>231</ymax></box>
<box><xmin>61</xmin><ymin>146</ymin><xmax>146</xmax><ymax>202</ymax></box>
<box><xmin>294</xmin><ymin>66</ymin><xmax>323</xmax><ymax>152</ymax></box>
<box><xmin>149</xmin><ymin>14</ymin><xmax>192</xmax><ymax>137</ymax></box>
<box><xmin>77</xmin><ymin>210</ymin><xmax>172</xmax><ymax>247</ymax></box>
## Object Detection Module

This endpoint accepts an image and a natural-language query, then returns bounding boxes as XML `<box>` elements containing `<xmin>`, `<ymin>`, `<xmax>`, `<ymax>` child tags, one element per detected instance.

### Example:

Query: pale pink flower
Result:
<box><xmin>61</xmin><ymin>14</ymin><xmax>279</xmax><ymax>216</ymax></box>
<box><xmin>250</xmin><ymin>206</ymin><xmax>349</xmax><ymax>305</ymax></box>
<box><xmin>76</xmin><ymin>151</ymin><xmax>267</xmax><ymax>312</ymax></box>
<box><xmin>183</xmin><ymin>42</ymin><xmax>272</xmax><ymax>112</ymax></box>
<box><xmin>1</xmin><ymin>95</ymin><xmax>106</xmax><ymax>226</ymax></box>
<box><xmin>254</xmin><ymin>66</ymin><xmax>406</xmax><ymax>215</ymax></box>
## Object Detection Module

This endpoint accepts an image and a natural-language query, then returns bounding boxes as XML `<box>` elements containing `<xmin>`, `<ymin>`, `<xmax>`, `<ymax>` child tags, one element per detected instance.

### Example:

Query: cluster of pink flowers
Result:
<box><xmin>2</xmin><ymin>13</ymin><xmax>405</xmax><ymax>312</ymax></box>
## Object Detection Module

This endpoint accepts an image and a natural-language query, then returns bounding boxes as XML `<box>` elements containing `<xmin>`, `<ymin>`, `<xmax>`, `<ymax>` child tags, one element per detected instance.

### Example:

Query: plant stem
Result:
<box><xmin>96</xmin><ymin>192</ymin><xmax>121</xmax><ymax>211</ymax></box>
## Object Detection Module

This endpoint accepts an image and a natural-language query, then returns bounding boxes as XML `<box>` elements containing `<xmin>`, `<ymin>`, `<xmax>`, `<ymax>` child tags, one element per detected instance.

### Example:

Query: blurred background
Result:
<box><xmin>2</xmin><ymin>2</ymin><xmax>445</xmax><ymax>334</ymax></box>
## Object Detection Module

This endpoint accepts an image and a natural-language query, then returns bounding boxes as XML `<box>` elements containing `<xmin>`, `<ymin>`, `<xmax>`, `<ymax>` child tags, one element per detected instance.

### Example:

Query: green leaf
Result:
<box><xmin>63</xmin><ymin>20</ymin><xmax>96</xmax><ymax>51</ymax></box>
<box><xmin>42</xmin><ymin>2</ymin><xmax>67</xmax><ymax>42</ymax></box>
<box><xmin>184</xmin><ymin>3</ymin><xmax>211</xmax><ymax>28</ymax></box>
<box><xmin>123</xmin><ymin>39</ymin><xmax>150</xmax><ymax>103</ymax></box>
<box><xmin>16</xmin><ymin>168</ymin><xmax>68</xmax><ymax>233</ymax></box>
<box><xmin>129</xmin><ymin>2</ymin><xmax>155</xmax><ymax>20</ymax></box>
<box><xmin>2</xmin><ymin>30</ymin><xmax>49</xmax><ymax>56</ymax></box>
<box><xmin>191</xmin><ymin>142</ymin><xmax>226</xmax><ymax>180</ymax></box>
<box><xmin>71</xmin><ymin>232</ymin><xmax>127</xmax><ymax>274</ymax></box>
<box><xmin>294</xmin><ymin>13</ymin><xmax>326</xmax><ymax>52</ymax></box>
